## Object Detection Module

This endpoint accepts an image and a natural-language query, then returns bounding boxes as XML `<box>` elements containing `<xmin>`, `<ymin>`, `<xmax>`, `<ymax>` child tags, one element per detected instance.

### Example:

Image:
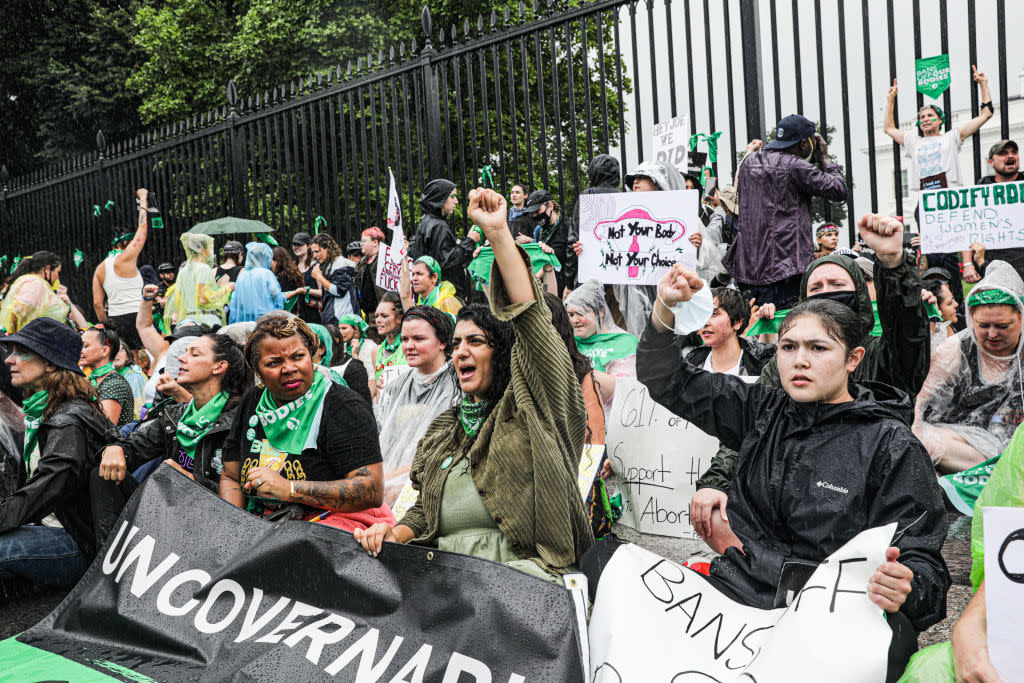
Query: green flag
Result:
<box><xmin>915</xmin><ymin>54</ymin><xmax>951</xmax><ymax>100</ymax></box>
<box><xmin>73</xmin><ymin>250</ymin><xmax>84</xmax><ymax>268</ymax></box>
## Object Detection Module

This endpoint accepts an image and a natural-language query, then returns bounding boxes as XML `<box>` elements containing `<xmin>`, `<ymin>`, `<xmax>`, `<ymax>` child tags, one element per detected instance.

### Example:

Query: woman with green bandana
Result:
<box><xmin>0</xmin><ymin>318</ymin><xmax>118</xmax><ymax>587</ymax></box>
<box><xmin>220</xmin><ymin>314</ymin><xmax>392</xmax><ymax>532</ymax></box>
<box><xmin>306</xmin><ymin>321</ymin><xmax>372</xmax><ymax>406</ymax></box>
<box><xmin>337</xmin><ymin>313</ymin><xmax>377</xmax><ymax>399</ymax></box>
<box><xmin>913</xmin><ymin>260</ymin><xmax>1024</xmax><ymax>478</ymax></box>
<box><xmin>400</xmin><ymin>252</ymin><xmax>463</xmax><ymax>319</ymax></box>
<box><xmin>355</xmin><ymin>187</ymin><xmax>591</xmax><ymax>582</ymax></box>
<box><xmin>373</xmin><ymin>292</ymin><xmax>407</xmax><ymax>389</ymax></box>
<box><xmin>79</xmin><ymin>326</ymin><xmax>135</xmax><ymax>429</ymax></box>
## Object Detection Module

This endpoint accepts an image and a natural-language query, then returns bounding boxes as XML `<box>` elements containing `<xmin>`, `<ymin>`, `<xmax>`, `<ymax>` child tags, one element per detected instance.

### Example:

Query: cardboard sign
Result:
<box><xmin>983</xmin><ymin>506</ymin><xmax>1024</xmax><ymax>682</ymax></box>
<box><xmin>375</xmin><ymin>169</ymin><xmax>412</xmax><ymax>291</ymax></box>
<box><xmin>578</xmin><ymin>190</ymin><xmax>699</xmax><ymax>285</ymax></box>
<box><xmin>916</xmin><ymin>54</ymin><xmax>952</xmax><ymax>100</ymax></box>
<box><xmin>918</xmin><ymin>181</ymin><xmax>1024</xmax><ymax>253</ymax></box>
<box><xmin>604</xmin><ymin>378</ymin><xmax>753</xmax><ymax>539</ymax></box>
<box><xmin>589</xmin><ymin>524</ymin><xmax>895</xmax><ymax>682</ymax></box>
<box><xmin>651</xmin><ymin>114</ymin><xmax>691</xmax><ymax>172</ymax></box>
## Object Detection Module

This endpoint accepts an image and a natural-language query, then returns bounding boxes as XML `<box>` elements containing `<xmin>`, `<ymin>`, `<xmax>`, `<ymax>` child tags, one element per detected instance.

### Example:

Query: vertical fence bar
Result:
<box><xmin>912</xmin><ymin>0</ymin><xmax>923</xmax><ymax>111</ymax></box>
<box><xmin>837</xmin><ymin>0</ymin><xmax>855</xmax><ymax>234</ymax></box>
<box><xmin>646</xmin><ymin>0</ymin><xmax>661</xmax><ymax>124</ymax></box>
<box><xmin>813</xmin><ymin>0</ymin><xmax>831</xmax><ymax>221</ymax></box>
<box><xmin>532</xmin><ymin>28</ymin><xmax>548</xmax><ymax>187</ymax></box>
<box><xmin>967</xmin><ymin>0</ymin><xmax>981</xmax><ymax>180</ymax></box>
<box><xmin>682</xmin><ymin>0</ymin><xmax>697</xmax><ymax>129</ymax></box>
<box><xmin>939</xmin><ymin>0</ymin><xmax>952</xmax><ymax>135</ymax></box>
<box><xmin>518</xmin><ymin>30</ymin><xmax>534</xmax><ymax>190</ymax></box>
<box><xmin>664</xmin><ymin>0</ymin><xmax>678</xmax><ymax>119</ymax></box>
<box><xmin>595</xmin><ymin>12</ymin><xmax>612</xmax><ymax>154</ymax></box>
<box><xmin>504</xmin><ymin>36</ymin><xmax>521</xmax><ymax>184</ymax></box>
<box><xmin>997</xmin><ymin>0</ymin><xmax>1009</xmax><ymax>140</ymax></box>
<box><xmin>861</xmin><ymin>0</ymin><xmax>878</xmax><ymax>213</ymax></box>
<box><xmin>886</xmin><ymin>0</ymin><xmax>903</xmax><ymax>217</ymax></box>
<box><xmin>722</xmin><ymin>0</ymin><xmax>737</xmax><ymax>171</ymax></box>
<box><xmin>740</xmin><ymin>0</ymin><xmax>766</xmax><ymax>144</ymax></box>
<box><xmin>628</xmin><ymin>3</ymin><xmax>643</xmax><ymax>161</ymax></box>
<box><xmin>702</xmin><ymin>0</ymin><xmax>718</xmax><ymax>172</ymax></box>
<box><xmin>565</xmin><ymin>17</ymin><xmax>583</xmax><ymax>194</ymax></box>
<box><xmin>581</xmin><ymin>15</ymin><xmax>596</xmax><ymax>162</ymax></box>
<box><xmin>792</xmin><ymin>0</ymin><xmax>803</xmax><ymax>113</ymax></box>
<box><xmin>769</xmin><ymin>0</ymin><xmax>782</xmax><ymax>124</ymax></box>
<box><xmin>548</xmin><ymin>24</ymin><xmax>566</xmax><ymax>201</ymax></box>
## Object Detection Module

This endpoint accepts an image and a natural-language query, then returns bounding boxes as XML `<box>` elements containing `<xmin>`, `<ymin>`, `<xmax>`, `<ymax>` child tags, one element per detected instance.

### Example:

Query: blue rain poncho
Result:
<box><xmin>228</xmin><ymin>242</ymin><xmax>285</xmax><ymax>323</ymax></box>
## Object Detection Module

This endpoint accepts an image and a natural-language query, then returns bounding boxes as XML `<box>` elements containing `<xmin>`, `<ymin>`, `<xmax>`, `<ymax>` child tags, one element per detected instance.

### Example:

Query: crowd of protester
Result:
<box><xmin>0</xmin><ymin>79</ymin><xmax>1019</xmax><ymax>680</ymax></box>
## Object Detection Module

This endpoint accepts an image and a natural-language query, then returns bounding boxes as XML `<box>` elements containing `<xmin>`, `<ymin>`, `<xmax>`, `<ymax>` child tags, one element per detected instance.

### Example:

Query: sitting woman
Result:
<box><xmin>355</xmin><ymin>188</ymin><xmax>592</xmax><ymax>582</ymax></box>
<box><xmin>220</xmin><ymin>315</ymin><xmax>392</xmax><ymax>531</ymax></box>
<box><xmin>375</xmin><ymin>306</ymin><xmax>460</xmax><ymax>507</ymax></box>
<box><xmin>684</xmin><ymin>287</ymin><xmax>775</xmax><ymax>377</ymax></box>
<box><xmin>913</xmin><ymin>260</ymin><xmax>1024</xmax><ymax>474</ymax></box>
<box><xmin>564</xmin><ymin>279</ymin><xmax>636</xmax><ymax>409</ymax></box>
<box><xmin>400</xmin><ymin>253</ymin><xmax>463</xmax><ymax>318</ymax></box>
<box><xmin>307</xmin><ymin>322</ymin><xmax>372</xmax><ymax>406</ymax></box>
<box><xmin>336</xmin><ymin>314</ymin><xmax>377</xmax><ymax>400</ymax></box>
<box><xmin>79</xmin><ymin>326</ymin><xmax>135</xmax><ymax>429</ymax></box>
<box><xmin>373</xmin><ymin>292</ymin><xmax>407</xmax><ymax>388</ymax></box>
<box><xmin>113</xmin><ymin>345</ymin><xmax>147</xmax><ymax>419</ymax></box>
<box><xmin>228</xmin><ymin>242</ymin><xmax>285</xmax><ymax>323</ymax></box>
<box><xmin>0</xmin><ymin>318</ymin><xmax>119</xmax><ymax>587</ymax></box>
<box><xmin>622</xmin><ymin>266</ymin><xmax>949</xmax><ymax>675</ymax></box>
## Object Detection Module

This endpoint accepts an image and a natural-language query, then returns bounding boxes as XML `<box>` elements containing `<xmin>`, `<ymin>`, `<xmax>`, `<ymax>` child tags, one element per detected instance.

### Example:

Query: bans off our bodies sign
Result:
<box><xmin>918</xmin><ymin>181</ymin><xmax>1024</xmax><ymax>254</ymax></box>
<box><xmin>916</xmin><ymin>54</ymin><xmax>952</xmax><ymax>100</ymax></box>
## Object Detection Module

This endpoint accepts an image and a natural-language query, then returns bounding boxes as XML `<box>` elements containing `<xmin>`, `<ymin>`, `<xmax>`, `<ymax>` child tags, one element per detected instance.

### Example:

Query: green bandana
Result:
<box><xmin>255</xmin><ymin>371</ymin><xmax>329</xmax><ymax>454</ymax></box>
<box><xmin>468</xmin><ymin>244</ymin><xmax>561</xmax><ymax>286</ymax></box>
<box><xmin>418</xmin><ymin>285</ymin><xmax>440</xmax><ymax>307</ymax></box>
<box><xmin>415</xmin><ymin>255</ymin><xmax>441</xmax><ymax>277</ymax></box>
<box><xmin>338</xmin><ymin>313</ymin><xmax>369</xmax><ymax>335</ymax></box>
<box><xmin>374</xmin><ymin>337</ymin><xmax>406</xmax><ymax>380</ymax></box>
<box><xmin>574</xmin><ymin>332</ymin><xmax>639</xmax><ymax>372</ymax></box>
<box><xmin>176</xmin><ymin>391</ymin><xmax>229</xmax><ymax>459</ymax></box>
<box><xmin>746</xmin><ymin>301</ymin><xmax>886</xmax><ymax>338</ymax></box>
<box><xmin>22</xmin><ymin>390</ymin><xmax>48</xmax><ymax>475</ymax></box>
<box><xmin>967</xmin><ymin>288</ymin><xmax>1021</xmax><ymax>308</ymax></box>
<box><xmin>381</xmin><ymin>333</ymin><xmax>402</xmax><ymax>354</ymax></box>
<box><xmin>88</xmin><ymin>362</ymin><xmax>116</xmax><ymax>388</ymax></box>
<box><xmin>937</xmin><ymin>455</ymin><xmax>1000</xmax><ymax>516</ymax></box>
<box><xmin>459</xmin><ymin>396</ymin><xmax>489</xmax><ymax>437</ymax></box>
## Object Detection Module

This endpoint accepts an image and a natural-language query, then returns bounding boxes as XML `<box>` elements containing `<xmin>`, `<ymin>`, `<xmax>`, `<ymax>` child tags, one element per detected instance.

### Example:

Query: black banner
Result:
<box><xmin>12</xmin><ymin>466</ymin><xmax>586</xmax><ymax>681</ymax></box>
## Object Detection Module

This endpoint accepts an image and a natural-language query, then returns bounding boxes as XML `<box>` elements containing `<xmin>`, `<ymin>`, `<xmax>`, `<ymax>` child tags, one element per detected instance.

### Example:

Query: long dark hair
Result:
<box><xmin>10</xmin><ymin>251</ymin><xmax>61</xmax><ymax>282</ymax></box>
<box><xmin>311</xmin><ymin>234</ymin><xmax>342</xmax><ymax>264</ymax></box>
<box><xmin>455</xmin><ymin>304</ymin><xmax>515</xmax><ymax>410</ymax></box>
<box><xmin>543</xmin><ymin>292</ymin><xmax>591</xmax><ymax>383</ymax></box>
<box><xmin>271</xmin><ymin>246</ymin><xmax>303</xmax><ymax>290</ymax></box>
<box><xmin>40</xmin><ymin>368</ymin><xmax>103</xmax><ymax>421</ymax></box>
<box><xmin>85</xmin><ymin>324</ymin><xmax>121</xmax><ymax>364</ymax></box>
<box><xmin>204</xmin><ymin>334</ymin><xmax>252</xmax><ymax>397</ymax></box>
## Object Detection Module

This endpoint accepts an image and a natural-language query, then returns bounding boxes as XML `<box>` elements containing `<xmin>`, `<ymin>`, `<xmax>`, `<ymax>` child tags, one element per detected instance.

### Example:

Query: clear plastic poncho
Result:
<box><xmin>565</xmin><ymin>279</ymin><xmax>638</xmax><ymax>378</ymax></box>
<box><xmin>913</xmin><ymin>260</ymin><xmax>1024</xmax><ymax>467</ymax></box>
<box><xmin>0</xmin><ymin>274</ymin><xmax>70</xmax><ymax>334</ymax></box>
<box><xmin>374</xmin><ymin>362</ymin><xmax>460</xmax><ymax>506</ymax></box>
<box><xmin>163</xmin><ymin>233</ymin><xmax>232</xmax><ymax>328</ymax></box>
<box><xmin>228</xmin><ymin>242</ymin><xmax>285</xmax><ymax>323</ymax></box>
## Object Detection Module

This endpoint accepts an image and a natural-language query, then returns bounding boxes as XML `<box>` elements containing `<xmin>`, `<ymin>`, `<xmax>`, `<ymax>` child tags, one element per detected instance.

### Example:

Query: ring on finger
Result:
<box><xmin>256</xmin><ymin>478</ymin><xmax>263</xmax><ymax>487</ymax></box>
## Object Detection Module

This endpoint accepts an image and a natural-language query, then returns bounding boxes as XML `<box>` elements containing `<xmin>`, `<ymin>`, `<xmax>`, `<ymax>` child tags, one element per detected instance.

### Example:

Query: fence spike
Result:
<box><xmin>378</xmin><ymin>48</ymin><xmax>384</xmax><ymax>67</ymax></box>
<box><xmin>491</xmin><ymin>9</ymin><xmax>498</xmax><ymax>30</ymax></box>
<box><xmin>533</xmin><ymin>0</ymin><xmax>539</xmax><ymax>15</ymax></box>
<box><xmin>412</xmin><ymin>37</ymin><xmax>418</xmax><ymax>53</ymax></box>
<box><xmin>389</xmin><ymin>45</ymin><xmax>395</xmax><ymax>64</ymax></box>
<box><xmin>357</xmin><ymin>56</ymin><xmax>363</xmax><ymax>73</ymax></box>
<box><xmin>346</xmin><ymin>61</ymin><xmax>353</xmax><ymax>78</ymax></box>
<box><xmin>437</xmin><ymin>28</ymin><xmax>444</xmax><ymax>46</ymax></box>
<box><xmin>464</xmin><ymin>18</ymin><xmax>470</xmax><ymax>36</ymax></box>
<box><xmin>518</xmin><ymin>0</ymin><xmax>525</xmax><ymax>19</ymax></box>
<box><xmin>421</xmin><ymin>5</ymin><xmax>432</xmax><ymax>38</ymax></box>
<box><xmin>477</xmin><ymin>14</ymin><xmax>483</xmax><ymax>33</ymax></box>
<box><xmin>450</xmin><ymin>24</ymin><xmax>457</xmax><ymax>41</ymax></box>
<box><xmin>245</xmin><ymin>95</ymin><xmax>253</xmax><ymax>111</ymax></box>
<box><xmin>289</xmin><ymin>80</ymin><xmax>296</xmax><ymax>97</ymax></box>
<box><xmin>503</xmin><ymin>6</ymin><xmax>510</xmax><ymax>23</ymax></box>
<box><xmin>317</xmin><ymin>71</ymin><xmax>324</xmax><ymax>87</ymax></box>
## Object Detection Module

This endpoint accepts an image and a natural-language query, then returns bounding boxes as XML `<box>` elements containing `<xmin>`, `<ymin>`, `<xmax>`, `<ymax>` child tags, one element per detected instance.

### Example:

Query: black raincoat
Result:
<box><xmin>698</xmin><ymin>252</ymin><xmax>931</xmax><ymax>491</ymax></box>
<box><xmin>409</xmin><ymin>179</ymin><xmax>475</xmax><ymax>299</ymax></box>
<box><xmin>0</xmin><ymin>399</ymin><xmax>118</xmax><ymax>561</ymax></box>
<box><xmin>638</xmin><ymin>322</ymin><xmax>950</xmax><ymax>631</ymax></box>
<box><xmin>567</xmin><ymin>155</ymin><xmax>622</xmax><ymax>286</ymax></box>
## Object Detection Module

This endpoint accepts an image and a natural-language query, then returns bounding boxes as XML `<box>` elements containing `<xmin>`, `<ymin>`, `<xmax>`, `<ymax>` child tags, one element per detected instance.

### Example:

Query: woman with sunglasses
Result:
<box><xmin>79</xmin><ymin>325</ymin><xmax>135</xmax><ymax>429</ymax></box>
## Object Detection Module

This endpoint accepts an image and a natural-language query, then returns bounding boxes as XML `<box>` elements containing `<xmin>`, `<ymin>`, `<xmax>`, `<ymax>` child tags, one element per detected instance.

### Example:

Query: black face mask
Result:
<box><xmin>534</xmin><ymin>211</ymin><xmax>550</xmax><ymax>229</ymax></box>
<box><xmin>808</xmin><ymin>289</ymin><xmax>859</xmax><ymax>312</ymax></box>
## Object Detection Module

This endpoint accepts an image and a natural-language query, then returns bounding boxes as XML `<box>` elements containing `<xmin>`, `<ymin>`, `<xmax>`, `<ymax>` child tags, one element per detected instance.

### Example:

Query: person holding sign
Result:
<box><xmin>355</xmin><ymin>187</ymin><xmax>592</xmax><ymax>582</ymax></box>
<box><xmin>884</xmin><ymin>66</ymin><xmax>994</xmax><ymax>283</ymax></box>
<box><xmin>633</xmin><ymin>266</ymin><xmax>950</xmax><ymax>655</ymax></box>
<box><xmin>399</xmin><ymin>252</ymin><xmax>463</xmax><ymax>319</ymax></box>
<box><xmin>975</xmin><ymin>140</ymin><xmax>1024</xmax><ymax>279</ymax></box>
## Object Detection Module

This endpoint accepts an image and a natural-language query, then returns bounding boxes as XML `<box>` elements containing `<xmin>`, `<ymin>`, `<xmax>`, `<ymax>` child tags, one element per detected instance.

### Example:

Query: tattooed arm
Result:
<box><xmin>244</xmin><ymin>463</ymin><xmax>384</xmax><ymax>512</ymax></box>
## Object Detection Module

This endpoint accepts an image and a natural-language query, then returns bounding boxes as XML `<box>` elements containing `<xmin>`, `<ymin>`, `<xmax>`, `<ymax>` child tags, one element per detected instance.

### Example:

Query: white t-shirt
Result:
<box><xmin>904</xmin><ymin>129</ymin><xmax>964</xmax><ymax>190</ymax></box>
<box><xmin>702</xmin><ymin>350</ymin><xmax>743</xmax><ymax>376</ymax></box>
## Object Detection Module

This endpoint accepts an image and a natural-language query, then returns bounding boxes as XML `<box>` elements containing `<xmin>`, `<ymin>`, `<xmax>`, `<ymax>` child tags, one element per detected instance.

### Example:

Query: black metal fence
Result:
<box><xmin>0</xmin><ymin>0</ymin><xmax>1014</xmax><ymax>313</ymax></box>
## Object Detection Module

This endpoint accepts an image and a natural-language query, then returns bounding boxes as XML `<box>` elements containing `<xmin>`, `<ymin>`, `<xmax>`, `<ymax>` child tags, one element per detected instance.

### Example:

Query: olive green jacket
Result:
<box><xmin>401</xmin><ymin>247</ymin><xmax>592</xmax><ymax>573</ymax></box>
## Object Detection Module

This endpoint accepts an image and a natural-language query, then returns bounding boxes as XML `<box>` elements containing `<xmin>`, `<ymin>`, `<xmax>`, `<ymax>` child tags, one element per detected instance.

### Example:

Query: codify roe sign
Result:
<box><xmin>0</xmin><ymin>467</ymin><xmax>586</xmax><ymax>682</ymax></box>
<box><xmin>918</xmin><ymin>181</ymin><xmax>1024</xmax><ymax>253</ymax></box>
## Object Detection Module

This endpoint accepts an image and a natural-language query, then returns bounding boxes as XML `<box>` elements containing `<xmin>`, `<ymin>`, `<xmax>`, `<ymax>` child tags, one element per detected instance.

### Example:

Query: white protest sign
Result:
<box><xmin>376</xmin><ymin>168</ymin><xmax>412</xmax><ymax>291</ymax></box>
<box><xmin>605</xmin><ymin>377</ymin><xmax>753</xmax><ymax>539</ymax></box>
<box><xmin>983</xmin><ymin>506</ymin><xmax>1024</xmax><ymax>682</ymax></box>
<box><xmin>918</xmin><ymin>181</ymin><xmax>1024</xmax><ymax>254</ymax></box>
<box><xmin>578</xmin><ymin>190</ymin><xmax>699</xmax><ymax>285</ymax></box>
<box><xmin>651</xmin><ymin>114</ymin><xmax>691</xmax><ymax>172</ymax></box>
<box><xmin>589</xmin><ymin>524</ymin><xmax>895</xmax><ymax>682</ymax></box>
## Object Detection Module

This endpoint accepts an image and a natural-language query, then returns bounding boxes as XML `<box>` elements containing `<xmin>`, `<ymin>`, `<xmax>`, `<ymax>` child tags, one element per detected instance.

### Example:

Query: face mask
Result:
<box><xmin>808</xmin><ymin>289</ymin><xmax>859</xmax><ymax>312</ymax></box>
<box><xmin>670</xmin><ymin>282</ymin><xmax>715</xmax><ymax>335</ymax></box>
<box><xmin>535</xmin><ymin>211</ymin><xmax>550</xmax><ymax>228</ymax></box>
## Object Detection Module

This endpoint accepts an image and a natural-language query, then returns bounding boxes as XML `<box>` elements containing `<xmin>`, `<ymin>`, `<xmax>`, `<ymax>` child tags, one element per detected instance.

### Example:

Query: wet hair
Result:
<box><xmin>86</xmin><ymin>324</ymin><xmax>121</xmax><ymax>363</ymax></box>
<box><xmin>40</xmin><ymin>369</ymin><xmax>103</xmax><ymax>421</ymax></box>
<box><xmin>311</xmin><ymin>233</ymin><xmax>342</xmax><ymax>263</ymax></box>
<box><xmin>455</xmin><ymin>304</ymin><xmax>515</xmax><ymax>409</ymax></box>
<box><xmin>378</xmin><ymin>291</ymin><xmax>404</xmax><ymax>320</ymax></box>
<box><xmin>712</xmin><ymin>287</ymin><xmax>750</xmax><ymax>334</ymax></box>
<box><xmin>543</xmin><ymin>292</ymin><xmax>592</xmax><ymax>383</ymax></box>
<box><xmin>244</xmin><ymin>313</ymin><xmax>322</xmax><ymax>372</ymax></box>
<box><xmin>778</xmin><ymin>299</ymin><xmax>863</xmax><ymax>356</ymax></box>
<box><xmin>402</xmin><ymin>305</ymin><xmax>455</xmax><ymax>358</ymax></box>
<box><xmin>10</xmin><ymin>251</ymin><xmax>61</xmax><ymax>282</ymax></box>
<box><xmin>510</xmin><ymin>182</ymin><xmax>528</xmax><ymax>195</ymax></box>
<box><xmin>201</xmin><ymin>333</ymin><xmax>252</xmax><ymax>397</ymax></box>
<box><xmin>923</xmin><ymin>279</ymin><xmax>946</xmax><ymax>304</ymax></box>
<box><xmin>271</xmin><ymin>246</ymin><xmax>303</xmax><ymax>290</ymax></box>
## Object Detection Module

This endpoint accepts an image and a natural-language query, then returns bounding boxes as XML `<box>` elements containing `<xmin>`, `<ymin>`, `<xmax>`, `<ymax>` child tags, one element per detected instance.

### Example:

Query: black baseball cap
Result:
<box><xmin>157</xmin><ymin>262</ymin><xmax>176</xmax><ymax>273</ymax></box>
<box><xmin>222</xmin><ymin>240</ymin><xmax>244</xmax><ymax>254</ymax></box>
<box><xmin>766</xmin><ymin>114</ymin><xmax>816</xmax><ymax>150</ymax></box>
<box><xmin>922</xmin><ymin>267</ymin><xmax>954</xmax><ymax>283</ymax></box>
<box><xmin>522</xmin><ymin>189</ymin><xmax>554</xmax><ymax>213</ymax></box>
<box><xmin>291</xmin><ymin>232</ymin><xmax>312</xmax><ymax>246</ymax></box>
<box><xmin>0</xmin><ymin>318</ymin><xmax>84</xmax><ymax>374</ymax></box>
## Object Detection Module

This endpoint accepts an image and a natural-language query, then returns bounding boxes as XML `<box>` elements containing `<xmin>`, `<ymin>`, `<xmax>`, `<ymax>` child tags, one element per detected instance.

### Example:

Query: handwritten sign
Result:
<box><xmin>918</xmin><ymin>181</ymin><xmax>1024</xmax><ymax>253</ymax></box>
<box><xmin>651</xmin><ymin>114</ymin><xmax>691</xmax><ymax>172</ymax></box>
<box><xmin>579</xmin><ymin>190</ymin><xmax>699</xmax><ymax>285</ymax></box>
<box><xmin>588</xmin><ymin>524</ymin><xmax>895</xmax><ymax>682</ymax></box>
<box><xmin>604</xmin><ymin>378</ymin><xmax>753</xmax><ymax>539</ymax></box>
<box><xmin>376</xmin><ymin>169</ymin><xmax>412</xmax><ymax>291</ymax></box>
<box><xmin>983</xmin><ymin>506</ymin><xmax>1024</xmax><ymax>682</ymax></box>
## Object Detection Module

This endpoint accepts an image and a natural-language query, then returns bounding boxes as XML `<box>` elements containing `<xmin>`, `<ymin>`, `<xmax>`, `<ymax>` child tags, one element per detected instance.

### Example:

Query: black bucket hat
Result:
<box><xmin>0</xmin><ymin>318</ymin><xmax>84</xmax><ymax>374</ymax></box>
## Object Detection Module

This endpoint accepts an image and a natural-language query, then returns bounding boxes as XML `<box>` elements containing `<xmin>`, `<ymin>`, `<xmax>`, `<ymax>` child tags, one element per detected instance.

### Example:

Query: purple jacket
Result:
<box><xmin>723</xmin><ymin>151</ymin><xmax>848</xmax><ymax>285</ymax></box>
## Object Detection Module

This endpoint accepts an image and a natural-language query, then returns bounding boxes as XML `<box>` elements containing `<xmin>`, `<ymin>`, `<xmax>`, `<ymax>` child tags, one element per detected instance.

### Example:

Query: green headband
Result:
<box><xmin>967</xmin><ymin>288</ymin><xmax>1021</xmax><ymax>308</ymax></box>
<box><xmin>415</xmin><ymin>255</ymin><xmax>441</xmax><ymax>277</ymax></box>
<box><xmin>338</xmin><ymin>313</ymin><xmax>369</xmax><ymax>334</ymax></box>
<box><xmin>111</xmin><ymin>232</ymin><xmax>135</xmax><ymax>246</ymax></box>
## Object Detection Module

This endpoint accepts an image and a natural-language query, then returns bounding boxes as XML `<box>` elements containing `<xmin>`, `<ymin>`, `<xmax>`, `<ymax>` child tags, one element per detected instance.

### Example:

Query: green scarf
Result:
<box><xmin>88</xmin><ymin>362</ymin><xmax>116</xmax><ymax>388</ymax></box>
<box><xmin>22</xmin><ymin>390</ymin><xmax>48</xmax><ymax>475</ymax></box>
<box><xmin>418</xmin><ymin>285</ymin><xmax>440</xmax><ymax>307</ymax></box>
<box><xmin>255</xmin><ymin>372</ymin><xmax>329</xmax><ymax>454</ymax></box>
<box><xmin>374</xmin><ymin>337</ymin><xmax>406</xmax><ymax>379</ymax></box>
<box><xmin>459</xmin><ymin>396</ymin><xmax>489</xmax><ymax>437</ymax></box>
<box><xmin>176</xmin><ymin>391</ymin><xmax>229</xmax><ymax>459</ymax></box>
<box><xmin>937</xmin><ymin>455</ymin><xmax>1000</xmax><ymax>516</ymax></box>
<box><xmin>574</xmin><ymin>332</ymin><xmax>639</xmax><ymax>372</ymax></box>
<box><xmin>746</xmin><ymin>301</ymin><xmax>889</xmax><ymax>338</ymax></box>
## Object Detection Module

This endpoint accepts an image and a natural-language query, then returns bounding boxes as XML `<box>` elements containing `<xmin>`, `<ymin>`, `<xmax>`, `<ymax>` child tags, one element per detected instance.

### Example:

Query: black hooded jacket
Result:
<box><xmin>697</xmin><ymin>252</ymin><xmax>931</xmax><ymax>492</ymax></box>
<box><xmin>567</xmin><ymin>155</ymin><xmax>622</xmax><ymax>285</ymax></box>
<box><xmin>409</xmin><ymin>179</ymin><xmax>475</xmax><ymax>299</ymax></box>
<box><xmin>638</xmin><ymin>323</ymin><xmax>950</xmax><ymax>631</ymax></box>
<box><xmin>0</xmin><ymin>399</ymin><xmax>118</xmax><ymax>561</ymax></box>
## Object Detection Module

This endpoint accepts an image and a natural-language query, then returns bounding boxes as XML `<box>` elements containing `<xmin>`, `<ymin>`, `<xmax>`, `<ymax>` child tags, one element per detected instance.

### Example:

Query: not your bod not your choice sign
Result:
<box><xmin>918</xmin><ymin>181</ymin><xmax>1024</xmax><ymax>254</ymax></box>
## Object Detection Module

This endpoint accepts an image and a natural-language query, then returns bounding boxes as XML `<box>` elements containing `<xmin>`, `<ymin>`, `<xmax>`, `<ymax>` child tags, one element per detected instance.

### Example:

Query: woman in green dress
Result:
<box><xmin>356</xmin><ymin>188</ymin><xmax>592</xmax><ymax>581</ymax></box>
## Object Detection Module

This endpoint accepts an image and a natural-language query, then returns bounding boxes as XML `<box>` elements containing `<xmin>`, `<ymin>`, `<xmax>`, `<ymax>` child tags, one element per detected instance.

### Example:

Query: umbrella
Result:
<box><xmin>188</xmin><ymin>216</ymin><xmax>274</xmax><ymax>236</ymax></box>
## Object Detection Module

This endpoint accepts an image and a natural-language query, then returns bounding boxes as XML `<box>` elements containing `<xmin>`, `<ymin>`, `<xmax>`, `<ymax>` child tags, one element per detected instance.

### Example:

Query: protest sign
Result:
<box><xmin>918</xmin><ymin>181</ymin><xmax>1024</xmax><ymax>253</ymax></box>
<box><xmin>983</xmin><ymin>506</ymin><xmax>1024</xmax><ymax>682</ymax></box>
<box><xmin>604</xmin><ymin>378</ymin><xmax>753</xmax><ymax>539</ymax></box>
<box><xmin>578</xmin><ymin>190</ymin><xmax>699</xmax><ymax>285</ymax></box>
<box><xmin>589</xmin><ymin>524</ymin><xmax>895</xmax><ymax>682</ymax></box>
<box><xmin>375</xmin><ymin>168</ymin><xmax>411</xmax><ymax>292</ymax></box>
<box><xmin>916</xmin><ymin>54</ymin><xmax>952</xmax><ymax>100</ymax></box>
<box><xmin>651</xmin><ymin>114</ymin><xmax>691</xmax><ymax>172</ymax></box>
<box><xmin>0</xmin><ymin>465</ymin><xmax>586</xmax><ymax>682</ymax></box>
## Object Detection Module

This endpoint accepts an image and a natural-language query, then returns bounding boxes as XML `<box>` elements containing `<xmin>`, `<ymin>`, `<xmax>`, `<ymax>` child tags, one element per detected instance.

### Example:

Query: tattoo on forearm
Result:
<box><xmin>292</xmin><ymin>467</ymin><xmax>381</xmax><ymax>511</ymax></box>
